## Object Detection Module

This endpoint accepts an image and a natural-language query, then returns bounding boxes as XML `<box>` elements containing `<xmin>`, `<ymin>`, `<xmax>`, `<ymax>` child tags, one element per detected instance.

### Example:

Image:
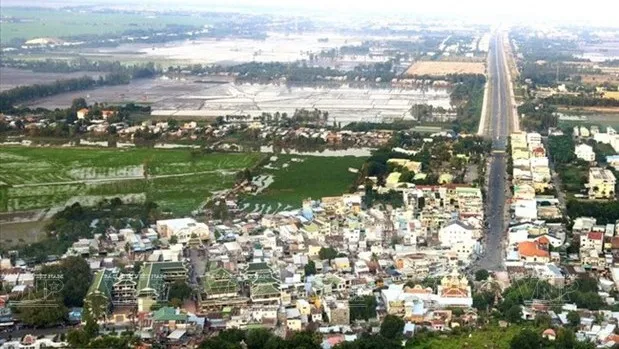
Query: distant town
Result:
<box><xmin>1</xmin><ymin>3</ymin><xmax>619</xmax><ymax>349</ymax></box>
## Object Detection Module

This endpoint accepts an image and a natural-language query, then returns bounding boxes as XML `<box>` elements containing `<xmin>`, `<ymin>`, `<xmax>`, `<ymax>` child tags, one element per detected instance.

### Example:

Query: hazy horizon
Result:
<box><xmin>3</xmin><ymin>0</ymin><xmax>619</xmax><ymax>27</ymax></box>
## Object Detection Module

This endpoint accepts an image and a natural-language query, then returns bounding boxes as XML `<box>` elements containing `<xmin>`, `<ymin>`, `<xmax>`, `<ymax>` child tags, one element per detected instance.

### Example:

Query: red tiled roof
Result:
<box><xmin>518</xmin><ymin>241</ymin><xmax>549</xmax><ymax>258</ymax></box>
<box><xmin>588</xmin><ymin>232</ymin><xmax>603</xmax><ymax>241</ymax></box>
<box><xmin>537</xmin><ymin>236</ymin><xmax>550</xmax><ymax>244</ymax></box>
<box><xmin>441</xmin><ymin>288</ymin><xmax>468</xmax><ymax>297</ymax></box>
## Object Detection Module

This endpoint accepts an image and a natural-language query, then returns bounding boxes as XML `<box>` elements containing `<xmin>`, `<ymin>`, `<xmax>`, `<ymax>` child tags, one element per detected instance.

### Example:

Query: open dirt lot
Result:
<box><xmin>580</xmin><ymin>73</ymin><xmax>619</xmax><ymax>85</ymax></box>
<box><xmin>405</xmin><ymin>61</ymin><xmax>486</xmax><ymax>76</ymax></box>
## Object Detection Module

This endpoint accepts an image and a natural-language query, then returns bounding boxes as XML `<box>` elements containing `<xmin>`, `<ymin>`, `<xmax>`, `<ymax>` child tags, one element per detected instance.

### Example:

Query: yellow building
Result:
<box><xmin>296</xmin><ymin>299</ymin><xmax>311</xmax><ymax>316</ymax></box>
<box><xmin>512</xmin><ymin>148</ymin><xmax>530</xmax><ymax>160</ymax></box>
<box><xmin>588</xmin><ymin>167</ymin><xmax>617</xmax><ymax>199</ymax></box>
<box><xmin>308</xmin><ymin>245</ymin><xmax>322</xmax><ymax>257</ymax></box>
<box><xmin>331</xmin><ymin>257</ymin><xmax>351</xmax><ymax>271</ymax></box>
<box><xmin>386</xmin><ymin>172</ymin><xmax>402</xmax><ymax>188</ymax></box>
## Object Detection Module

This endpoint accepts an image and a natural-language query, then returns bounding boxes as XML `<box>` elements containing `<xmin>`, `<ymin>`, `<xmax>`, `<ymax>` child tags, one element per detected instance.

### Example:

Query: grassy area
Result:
<box><xmin>0</xmin><ymin>146</ymin><xmax>260</xmax><ymax>215</ymax></box>
<box><xmin>408</xmin><ymin>325</ymin><xmax>532</xmax><ymax>349</ymax></box>
<box><xmin>241</xmin><ymin>155</ymin><xmax>366</xmax><ymax>213</ymax></box>
<box><xmin>558</xmin><ymin>113</ymin><xmax>619</xmax><ymax>130</ymax></box>
<box><xmin>1</xmin><ymin>8</ymin><xmax>212</xmax><ymax>43</ymax></box>
<box><xmin>556</xmin><ymin>163</ymin><xmax>588</xmax><ymax>197</ymax></box>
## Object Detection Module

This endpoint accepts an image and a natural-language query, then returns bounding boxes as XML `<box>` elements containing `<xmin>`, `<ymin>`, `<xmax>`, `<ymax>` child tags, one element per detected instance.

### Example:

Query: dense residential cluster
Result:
<box><xmin>0</xmin><ymin>161</ymin><xmax>487</xmax><ymax>348</ymax></box>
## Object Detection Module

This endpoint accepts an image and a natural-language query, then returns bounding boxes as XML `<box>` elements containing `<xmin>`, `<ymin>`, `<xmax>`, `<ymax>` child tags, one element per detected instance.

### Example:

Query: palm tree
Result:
<box><xmin>128</xmin><ymin>305</ymin><xmax>138</xmax><ymax>331</ymax></box>
<box><xmin>86</xmin><ymin>294</ymin><xmax>108</xmax><ymax>324</ymax></box>
<box><xmin>124</xmin><ymin>242</ymin><xmax>132</xmax><ymax>258</ymax></box>
<box><xmin>479</xmin><ymin>276</ymin><xmax>503</xmax><ymax>307</ymax></box>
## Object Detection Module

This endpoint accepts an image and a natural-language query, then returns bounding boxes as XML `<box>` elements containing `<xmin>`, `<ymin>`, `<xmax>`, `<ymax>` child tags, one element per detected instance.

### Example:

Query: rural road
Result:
<box><xmin>477</xmin><ymin>31</ymin><xmax>516</xmax><ymax>271</ymax></box>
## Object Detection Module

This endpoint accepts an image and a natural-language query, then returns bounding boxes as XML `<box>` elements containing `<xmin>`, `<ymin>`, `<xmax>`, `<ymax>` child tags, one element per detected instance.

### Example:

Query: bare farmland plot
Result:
<box><xmin>405</xmin><ymin>61</ymin><xmax>486</xmax><ymax>76</ymax></box>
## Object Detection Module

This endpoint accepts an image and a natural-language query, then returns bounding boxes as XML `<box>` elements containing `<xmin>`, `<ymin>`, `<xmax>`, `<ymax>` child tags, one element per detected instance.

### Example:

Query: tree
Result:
<box><xmin>84</xmin><ymin>293</ymin><xmax>109</xmax><ymax>322</ymax></box>
<box><xmin>349</xmin><ymin>295</ymin><xmax>377</xmax><ymax>321</ymax></box>
<box><xmin>534</xmin><ymin>313</ymin><xmax>552</xmax><ymax>329</ymax></box>
<box><xmin>318</xmin><ymin>247</ymin><xmax>338</xmax><ymax>261</ymax></box>
<box><xmin>246</xmin><ymin>328</ymin><xmax>275</xmax><ymax>349</ymax></box>
<box><xmin>71</xmin><ymin>97</ymin><xmax>88</xmax><ymax>111</ymax></box>
<box><xmin>66</xmin><ymin>328</ymin><xmax>90</xmax><ymax>348</ymax></box>
<box><xmin>509</xmin><ymin>328</ymin><xmax>542</xmax><ymax>349</ymax></box>
<box><xmin>505</xmin><ymin>305</ymin><xmax>522</xmax><ymax>323</ymax></box>
<box><xmin>304</xmin><ymin>260</ymin><xmax>317</xmax><ymax>276</ymax></box>
<box><xmin>286</xmin><ymin>330</ymin><xmax>321</xmax><ymax>349</ymax></box>
<box><xmin>41</xmin><ymin>256</ymin><xmax>92</xmax><ymax>308</ymax></box>
<box><xmin>169</xmin><ymin>235</ymin><xmax>179</xmax><ymax>244</ymax></box>
<box><xmin>472</xmin><ymin>291</ymin><xmax>494</xmax><ymax>311</ymax></box>
<box><xmin>475</xmin><ymin>269</ymin><xmax>490</xmax><ymax>281</ymax></box>
<box><xmin>16</xmin><ymin>300</ymin><xmax>67</xmax><ymax>327</ymax></box>
<box><xmin>567</xmin><ymin>310</ymin><xmax>581</xmax><ymax>328</ymax></box>
<box><xmin>380</xmin><ymin>314</ymin><xmax>404</xmax><ymax>339</ymax></box>
<box><xmin>168</xmin><ymin>280</ymin><xmax>192</xmax><ymax>301</ymax></box>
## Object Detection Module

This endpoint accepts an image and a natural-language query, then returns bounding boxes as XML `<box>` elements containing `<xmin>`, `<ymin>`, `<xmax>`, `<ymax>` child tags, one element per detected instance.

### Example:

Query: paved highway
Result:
<box><xmin>478</xmin><ymin>31</ymin><xmax>514</xmax><ymax>271</ymax></box>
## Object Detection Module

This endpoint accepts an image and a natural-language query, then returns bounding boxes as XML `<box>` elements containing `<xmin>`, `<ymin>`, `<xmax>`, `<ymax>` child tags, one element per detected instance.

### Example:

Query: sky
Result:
<box><xmin>6</xmin><ymin>0</ymin><xmax>619</xmax><ymax>26</ymax></box>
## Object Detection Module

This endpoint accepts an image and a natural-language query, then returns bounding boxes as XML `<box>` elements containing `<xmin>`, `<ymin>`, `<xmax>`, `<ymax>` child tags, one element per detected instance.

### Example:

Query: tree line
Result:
<box><xmin>2</xmin><ymin>58</ymin><xmax>157</xmax><ymax>77</ymax></box>
<box><xmin>518</xmin><ymin>101</ymin><xmax>558</xmax><ymax>133</ymax></box>
<box><xmin>544</xmin><ymin>94</ymin><xmax>619</xmax><ymax>107</ymax></box>
<box><xmin>0</xmin><ymin>74</ymin><xmax>131</xmax><ymax>112</ymax></box>
<box><xmin>177</xmin><ymin>61</ymin><xmax>397</xmax><ymax>84</ymax></box>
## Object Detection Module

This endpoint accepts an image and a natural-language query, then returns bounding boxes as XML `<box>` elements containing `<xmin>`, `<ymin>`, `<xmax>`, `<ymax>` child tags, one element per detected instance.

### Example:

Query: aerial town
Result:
<box><xmin>1</xmin><ymin>1</ymin><xmax>619</xmax><ymax>349</ymax></box>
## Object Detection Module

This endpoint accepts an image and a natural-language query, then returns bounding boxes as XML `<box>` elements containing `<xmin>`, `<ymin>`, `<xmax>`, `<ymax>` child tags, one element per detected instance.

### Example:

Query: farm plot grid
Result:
<box><xmin>0</xmin><ymin>147</ymin><xmax>260</xmax><ymax>215</ymax></box>
<box><xmin>241</xmin><ymin>155</ymin><xmax>366</xmax><ymax>214</ymax></box>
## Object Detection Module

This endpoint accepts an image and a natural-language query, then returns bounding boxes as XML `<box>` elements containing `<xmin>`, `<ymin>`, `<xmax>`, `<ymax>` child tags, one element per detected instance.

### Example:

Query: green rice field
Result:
<box><xmin>1</xmin><ymin>8</ymin><xmax>212</xmax><ymax>43</ymax></box>
<box><xmin>241</xmin><ymin>154</ymin><xmax>366</xmax><ymax>214</ymax></box>
<box><xmin>0</xmin><ymin>146</ymin><xmax>261</xmax><ymax>215</ymax></box>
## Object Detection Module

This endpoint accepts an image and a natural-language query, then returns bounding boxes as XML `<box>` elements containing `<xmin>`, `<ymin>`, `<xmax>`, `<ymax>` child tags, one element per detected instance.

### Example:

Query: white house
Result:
<box><xmin>156</xmin><ymin>218</ymin><xmax>210</xmax><ymax>244</ymax></box>
<box><xmin>438</xmin><ymin>221</ymin><xmax>477</xmax><ymax>259</ymax></box>
<box><xmin>526</xmin><ymin>132</ymin><xmax>542</xmax><ymax>147</ymax></box>
<box><xmin>575</xmin><ymin>144</ymin><xmax>595</xmax><ymax>162</ymax></box>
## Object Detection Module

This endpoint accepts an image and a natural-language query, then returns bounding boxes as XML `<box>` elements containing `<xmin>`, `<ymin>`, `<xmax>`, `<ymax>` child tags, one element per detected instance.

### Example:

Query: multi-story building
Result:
<box><xmin>588</xmin><ymin>167</ymin><xmax>616</xmax><ymax>200</ymax></box>
<box><xmin>136</xmin><ymin>261</ymin><xmax>187</xmax><ymax>311</ymax></box>
<box><xmin>156</xmin><ymin>218</ymin><xmax>210</xmax><ymax>243</ymax></box>
<box><xmin>580</xmin><ymin>231</ymin><xmax>604</xmax><ymax>254</ymax></box>
<box><xmin>438</xmin><ymin>220</ymin><xmax>478</xmax><ymax>260</ymax></box>
<box><xmin>575</xmin><ymin>144</ymin><xmax>595</xmax><ymax>162</ymax></box>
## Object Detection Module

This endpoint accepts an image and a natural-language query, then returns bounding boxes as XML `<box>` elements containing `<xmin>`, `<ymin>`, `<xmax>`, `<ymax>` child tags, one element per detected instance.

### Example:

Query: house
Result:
<box><xmin>156</xmin><ymin>218</ymin><xmax>210</xmax><ymax>243</ymax></box>
<box><xmin>580</xmin><ymin>232</ymin><xmax>604</xmax><ymax>254</ymax></box>
<box><xmin>77</xmin><ymin>108</ymin><xmax>89</xmax><ymax>119</ymax></box>
<box><xmin>152</xmin><ymin>307</ymin><xmax>188</xmax><ymax>331</ymax></box>
<box><xmin>575</xmin><ymin>144</ymin><xmax>595</xmax><ymax>162</ymax></box>
<box><xmin>527</xmin><ymin>132</ymin><xmax>542</xmax><ymax>147</ymax></box>
<box><xmin>101</xmin><ymin>110</ymin><xmax>117</xmax><ymax>119</ymax></box>
<box><xmin>588</xmin><ymin>167</ymin><xmax>616</xmax><ymax>200</ymax></box>
<box><xmin>323</xmin><ymin>299</ymin><xmax>350</xmax><ymax>325</ymax></box>
<box><xmin>386</xmin><ymin>172</ymin><xmax>402</xmax><ymax>188</ymax></box>
<box><xmin>517</xmin><ymin>241</ymin><xmax>550</xmax><ymax>263</ymax></box>
<box><xmin>1</xmin><ymin>334</ymin><xmax>67</xmax><ymax>348</ymax></box>
<box><xmin>607</xmin><ymin>155</ymin><xmax>619</xmax><ymax>171</ymax></box>
<box><xmin>331</xmin><ymin>257</ymin><xmax>351</xmax><ymax>272</ymax></box>
<box><xmin>543</xmin><ymin>328</ymin><xmax>556</xmax><ymax>341</ymax></box>
<box><xmin>438</xmin><ymin>220</ymin><xmax>477</xmax><ymax>259</ymax></box>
